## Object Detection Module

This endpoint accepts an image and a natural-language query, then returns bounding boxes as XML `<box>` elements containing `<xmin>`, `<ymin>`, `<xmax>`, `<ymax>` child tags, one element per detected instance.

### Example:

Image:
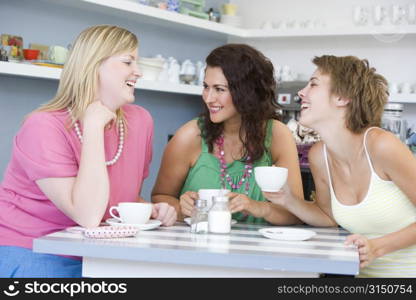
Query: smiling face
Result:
<box><xmin>297</xmin><ymin>69</ymin><xmax>340</xmax><ymax>130</ymax></box>
<box><xmin>202</xmin><ymin>66</ymin><xmax>239</xmax><ymax>124</ymax></box>
<box><xmin>97</xmin><ymin>48</ymin><xmax>142</xmax><ymax>111</ymax></box>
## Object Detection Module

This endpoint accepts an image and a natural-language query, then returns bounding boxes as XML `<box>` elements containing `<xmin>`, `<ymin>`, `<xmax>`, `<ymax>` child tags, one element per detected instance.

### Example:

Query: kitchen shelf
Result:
<box><xmin>42</xmin><ymin>0</ymin><xmax>246</xmax><ymax>39</ymax></box>
<box><xmin>2</xmin><ymin>62</ymin><xmax>415</xmax><ymax>103</ymax></box>
<box><xmin>41</xmin><ymin>0</ymin><xmax>416</xmax><ymax>39</ymax></box>
<box><xmin>389</xmin><ymin>93</ymin><xmax>416</xmax><ymax>104</ymax></box>
<box><xmin>244</xmin><ymin>25</ymin><xmax>416</xmax><ymax>38</ymax></box>
<box><xmin>0</xmin><ymin>61</ymin><xmax>202</xmax><ymax>96</ymax></box>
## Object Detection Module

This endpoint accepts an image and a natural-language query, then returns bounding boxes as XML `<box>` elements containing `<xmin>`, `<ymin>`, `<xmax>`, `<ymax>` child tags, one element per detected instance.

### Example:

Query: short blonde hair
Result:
<box><xmin>313</xmin><ymin>55</ymin><xmax>388</xmax><ymax>133</ymax></box>
<box><xmin>37</xmin><ymin>25</ymin><xmax>138</xmax><ymax>127</ymax></box>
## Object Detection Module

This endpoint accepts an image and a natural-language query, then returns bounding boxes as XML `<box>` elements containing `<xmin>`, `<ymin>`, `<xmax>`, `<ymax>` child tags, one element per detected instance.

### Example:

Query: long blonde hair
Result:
<box><xmin>36</xmin><ymin>25</ymin><xmax>138</xmax><ymax>129</ymax></box>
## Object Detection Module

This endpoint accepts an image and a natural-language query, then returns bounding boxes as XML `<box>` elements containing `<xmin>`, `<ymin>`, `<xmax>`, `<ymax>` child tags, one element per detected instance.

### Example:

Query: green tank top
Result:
<box><xmin>180</xmin><ymin>119</ymin><xmax>274</xmax><ymax>224</ymax></box>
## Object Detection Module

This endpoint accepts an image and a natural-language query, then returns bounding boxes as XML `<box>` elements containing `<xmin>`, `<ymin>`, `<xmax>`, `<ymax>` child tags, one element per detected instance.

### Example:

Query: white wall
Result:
<box><xmin>230</xmin><ymin>0</ymin><xmax>416</xmax><ymax>126</ymax></box>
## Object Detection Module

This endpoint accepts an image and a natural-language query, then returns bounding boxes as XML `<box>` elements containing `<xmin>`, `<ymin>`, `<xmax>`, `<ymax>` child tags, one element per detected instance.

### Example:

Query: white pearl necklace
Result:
<box><xmin>69</xmin><ymin>110</ymin><xmax>124</xmax><ymax>166</ymax></box>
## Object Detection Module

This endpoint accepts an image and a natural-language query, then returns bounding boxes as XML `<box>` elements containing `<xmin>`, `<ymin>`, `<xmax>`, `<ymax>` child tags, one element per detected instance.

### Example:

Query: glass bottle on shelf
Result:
<box><xmin>381</xmin><ymin>103</ymin><xmax>407</xmax><ymax>142</ymax></box>
<box><xmin>208</xmin><ymin>196</ymin><xmax>231</xmax><ymax>234</ymax></box>
<box><xmin>190</xmin><ymin>199</ymin><xmax>209</xmax><ymax>234</ymax></box>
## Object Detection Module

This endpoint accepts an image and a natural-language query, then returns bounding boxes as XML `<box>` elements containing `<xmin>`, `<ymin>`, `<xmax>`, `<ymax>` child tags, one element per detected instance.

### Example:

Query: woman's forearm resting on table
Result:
<box><xmin>286</xmin><ymin>197</ymin><xmax>337</xmax><ymax>227</ymax></box>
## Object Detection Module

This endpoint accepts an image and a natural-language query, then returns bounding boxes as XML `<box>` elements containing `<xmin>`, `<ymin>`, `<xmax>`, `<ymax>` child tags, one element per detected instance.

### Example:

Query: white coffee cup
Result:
<box><xmin>373</xmin><ymin>5</ymin><xmax>387</xmax><ymax>25</ymax></box>
<box><xmin>389</xmin><ymin>82</ymin><xmax>399</xmax><ymax>94</ymax></box>
<box><xmin>261</xmin><ymin>21</ymin><xmax>274</xmax><ymax>30</ymax></box>
<box><xmin>109</xmin><ymin>202</ymin><xmax>152</xmax><ymax>224</ymax></box>
<box><xmin>198</xmin><ymin>189</ymin><xmax>230</xmax><ymax>209</ymax></box>
<box><xmin>48</xmin><ymin>45</ymin><xmax>68</xmax><ymax>64</ymax></box>
<box><xmin>408</xmin><ymin>3</ymin><xmax>416</xmax><ymax>24</ymax></box>
<box><xmin>401</xmin><ymin>82</ymin><xmax>411</xmax><ymax>94</ymax></box>
<box><xmin>254</xmin><ymin>166</ymin><xmax>288</xmax><ymax>192</ymax></box>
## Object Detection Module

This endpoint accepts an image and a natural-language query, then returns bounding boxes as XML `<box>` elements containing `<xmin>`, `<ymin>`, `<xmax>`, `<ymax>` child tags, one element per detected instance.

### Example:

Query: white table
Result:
<box><xmin>33</xmin><ymin>223</ymin><xmax>359</xmax><ymax>278</ymax></box>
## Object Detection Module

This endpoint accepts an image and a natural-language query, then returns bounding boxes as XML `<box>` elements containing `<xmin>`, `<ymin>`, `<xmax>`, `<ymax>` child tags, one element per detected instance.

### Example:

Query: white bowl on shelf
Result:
<box><xmin>138</xmin><ymin>57</ymin><xmax>164</xmax><ymax>81</ymax></box>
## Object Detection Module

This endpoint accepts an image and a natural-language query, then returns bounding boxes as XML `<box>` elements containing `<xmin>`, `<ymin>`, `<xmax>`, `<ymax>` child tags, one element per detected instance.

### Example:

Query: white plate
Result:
<box><xmin>106</xmin><ymin>218</ymin><xmax>162</xmax><ymax>230</ymax></box>
<box><xmin>259</xmin><ymin>227</ymin><xmax>316</xmax><ymax>241</ymax></box>
<box><xmin>183</xmin><ymin>217</ymin><xmax>237</xmax><ymax>226</ymax></box>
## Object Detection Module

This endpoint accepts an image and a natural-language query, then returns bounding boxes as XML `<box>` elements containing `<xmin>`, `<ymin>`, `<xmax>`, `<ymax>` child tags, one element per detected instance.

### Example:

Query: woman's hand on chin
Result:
<box><xmin>83</xmin><ymin>101</ymin><xmax>117</xmax><ymax>128</ymax></box>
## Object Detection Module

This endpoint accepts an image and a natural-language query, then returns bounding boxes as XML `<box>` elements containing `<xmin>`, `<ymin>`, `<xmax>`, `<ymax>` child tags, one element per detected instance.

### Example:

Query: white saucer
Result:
<box><xmin>183</xmin><ymin>217</ymin><xmax>237</xmax><ymax>226</ymax></box>
<box><xmin>259</xmin><ymin>227</ymin><xmax>316</xmax><ymax>241</ymax></box>
<box><xmin>106</xmin><ymin>218</ymin><xmax>162</xmax><ymax>230</ymax></box>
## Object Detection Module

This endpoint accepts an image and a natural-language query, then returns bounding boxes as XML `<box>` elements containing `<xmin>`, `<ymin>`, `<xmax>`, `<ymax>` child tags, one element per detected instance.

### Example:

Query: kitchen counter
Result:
<box><xmin>33</xmin><ymin>223</ymin><xmax>359</xmax><ymax>278</ymax></box>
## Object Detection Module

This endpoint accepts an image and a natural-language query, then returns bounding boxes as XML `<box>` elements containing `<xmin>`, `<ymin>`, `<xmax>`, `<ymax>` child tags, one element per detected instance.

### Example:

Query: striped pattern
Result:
<box><xmin>34</xmin><ymin>223</ymin><xmax>359</xmax><ymax>276</ymax></box>
<box><xmin>323</xmin><ymin>128</ymin><xmax>416</xmax><ymax>278</ymax></box>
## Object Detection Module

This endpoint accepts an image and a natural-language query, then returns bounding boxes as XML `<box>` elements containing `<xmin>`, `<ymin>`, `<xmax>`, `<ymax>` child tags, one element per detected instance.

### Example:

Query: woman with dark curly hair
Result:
<box><xmin>151</xmin><ymin>44</ymin><xmax>303</xmax><ymax>224</ymax></box>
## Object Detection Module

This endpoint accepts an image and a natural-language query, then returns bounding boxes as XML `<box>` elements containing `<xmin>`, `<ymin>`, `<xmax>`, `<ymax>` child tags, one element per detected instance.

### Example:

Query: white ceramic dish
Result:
<box><xmin>259</xmin><ymin>227</ymin><xmax>316</xmax><ymax>241</ymax></box>
<box><xmin>138</xmin><ymin>62</ymin><xmax>163</xmax><ymax>81</ymax></box>
<box><xmin>183</xmin><ymin>217</ymin><xmax>237</xmax><ymax>226</ymax></box>
<box><xmin>106</xmin><ymin>218</ymin><xmax>162</xmax><ymax>230</ymax></box>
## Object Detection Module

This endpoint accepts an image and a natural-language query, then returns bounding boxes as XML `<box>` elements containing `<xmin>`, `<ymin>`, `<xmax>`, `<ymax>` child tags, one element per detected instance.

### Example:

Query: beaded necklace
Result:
<box><xmin>215</xmin><ymin>135</ymin><xmax>253</xmax><ymax>195</ymax></box>
<box><xmin>68</xmin><ymin>109</ymin><xmax>124</xmax><ymax>166</ymax></box>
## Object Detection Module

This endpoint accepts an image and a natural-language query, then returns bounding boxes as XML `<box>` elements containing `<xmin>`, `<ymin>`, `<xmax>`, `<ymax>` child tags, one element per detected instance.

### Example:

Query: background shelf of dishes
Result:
<box><xmin>0</xmin><ymin>33</ymin><xmax>205</xmax><ymax>87</ymax></box>
<box><xmin>0</xmin><ymin>34</ymin><xmax>68</xmax><ymax>67</ymax></box>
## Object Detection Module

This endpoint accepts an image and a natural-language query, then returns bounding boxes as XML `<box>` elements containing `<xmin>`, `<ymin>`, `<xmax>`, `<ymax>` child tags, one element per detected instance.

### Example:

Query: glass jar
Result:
<box><xmin>381</xmin><ymin>103</ymin><xmax>407</xmax><ymax>142</ymax></box>
<box><xmin>208</xmin><ymin>196</ymin><xmax>231</xmax><ymax>234</ymax></box>
<box><xmin>190</xmin><ymin>199</ymin><xmax>209</xmax><ymax>234</ymax></box>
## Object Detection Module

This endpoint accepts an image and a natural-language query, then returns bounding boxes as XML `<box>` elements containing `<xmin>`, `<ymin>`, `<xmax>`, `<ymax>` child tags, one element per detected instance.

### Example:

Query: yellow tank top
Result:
<box><xmin>323</xmin><ymin>127</ymin><xmax>416</xmax><ymax>277</ymax></box>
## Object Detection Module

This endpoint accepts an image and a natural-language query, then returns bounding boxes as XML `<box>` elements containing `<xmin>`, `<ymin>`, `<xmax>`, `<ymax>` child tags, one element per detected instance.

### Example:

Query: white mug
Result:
<box><xmin>373</xmin><ymin>5</ymin><xmax>386</xmax><ymax>25</ymax></box>
<box><xmin>391</xmin><ymin>5</ymin><xmax>405</xmax><ymax>25</ymax></box>
<box><xmin>254</xmin><ymin>166</ymin><xmax>288</xmax><ymax>192</ymax></box>
<box><xmin>109</xmin><ymin>202</ymin><xmax>152</xmax><ymax>224</ymax></box>
<box><xmin>401</xmin><ymin>82</ymin><xmax>411</xmax><ymax>94</ymax></box>
<box><xmin>261</xmin><ymin>21</ymin><xmax>274</xmax><ymax>30</ymax></box>
<box><xmin>389</xmin><ymin>82</ymin><xmax>399</xmax><ymax>94</ymax></box>
<box><xmin>408</xmin><ymin>3</ymin><xmax>416</xmax><ymax>24</ymax></box>
<box><xmin>48</xmin><ymin>45</ymin><xmax>68</xmax><ymax>64</ymax></box>
<box><xmin>353</xmin><ymin>6</ymin><xmax>368</xmax><ymax>25</ymax></box>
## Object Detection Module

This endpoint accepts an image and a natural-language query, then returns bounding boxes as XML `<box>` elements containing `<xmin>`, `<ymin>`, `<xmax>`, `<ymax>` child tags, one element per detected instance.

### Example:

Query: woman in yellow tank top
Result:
<box><xmin>265</xmin><ymin>55</ymin><xmax>416</xmax><ymax>277</ymax></box>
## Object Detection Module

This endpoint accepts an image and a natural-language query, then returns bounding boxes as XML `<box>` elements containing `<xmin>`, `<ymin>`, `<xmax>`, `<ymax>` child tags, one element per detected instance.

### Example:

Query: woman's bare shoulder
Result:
<box><xmin>270</xmin><ymin>119</ymin><xmax>294</xmax><ymax>141</ymax></box>
<box><xmin>366</xmin><ymin>127</ymin><xmax>408</xmax><ymax>161</ymax></box>
<box><xmin>169</xmin><ymin>119</ymin><xmax>202</xmax><ymax>153</ymax></box>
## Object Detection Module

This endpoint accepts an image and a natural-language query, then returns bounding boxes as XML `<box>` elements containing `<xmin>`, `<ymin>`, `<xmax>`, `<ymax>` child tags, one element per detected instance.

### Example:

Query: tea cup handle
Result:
<box><xmin>109</xmin><ymin>206</ymin><xmax>122</xmax><ymax>222</ymax></box>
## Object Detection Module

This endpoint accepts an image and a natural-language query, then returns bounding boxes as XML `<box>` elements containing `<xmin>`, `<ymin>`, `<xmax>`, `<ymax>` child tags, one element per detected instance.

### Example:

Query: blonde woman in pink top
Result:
<box><xmin>0</xmin><ymin>25</ymin><xmax>177</xmax><ymax>278</ymax></box>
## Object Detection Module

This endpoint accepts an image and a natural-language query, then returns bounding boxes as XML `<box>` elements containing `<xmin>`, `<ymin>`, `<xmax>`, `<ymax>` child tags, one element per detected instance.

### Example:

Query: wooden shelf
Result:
<box><xmin>41</xmin><ymin>0</ymin><xmax>416</xmax><ymax>39</ymax></box>
<box><xmin>0</xmin><ymin>61</ymin><xmax>202</xmax><ymax>96</ymax></box>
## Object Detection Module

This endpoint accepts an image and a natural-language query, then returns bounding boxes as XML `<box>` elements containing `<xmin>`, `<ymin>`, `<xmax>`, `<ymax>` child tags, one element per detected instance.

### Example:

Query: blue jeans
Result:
<box><xmin>0</xmin><ymin>246</ymin><xmax>82</xmax><ymax>278</ymax></box>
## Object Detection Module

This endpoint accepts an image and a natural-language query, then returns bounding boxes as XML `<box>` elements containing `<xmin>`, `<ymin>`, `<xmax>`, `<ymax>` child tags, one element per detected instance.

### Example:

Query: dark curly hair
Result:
<box><xmin>199</xmin><ymin>43</ymin><xmax>281</xmax><ymax>162</ymax></box>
